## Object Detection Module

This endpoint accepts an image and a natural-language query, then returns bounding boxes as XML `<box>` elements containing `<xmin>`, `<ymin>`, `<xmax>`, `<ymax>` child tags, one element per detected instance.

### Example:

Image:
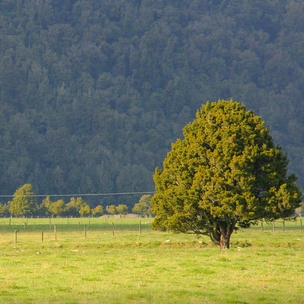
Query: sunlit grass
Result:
<box><xmin>0</xmin><ymin>217</ymin><xmax>304</xmax><ymax>303</ymax></box>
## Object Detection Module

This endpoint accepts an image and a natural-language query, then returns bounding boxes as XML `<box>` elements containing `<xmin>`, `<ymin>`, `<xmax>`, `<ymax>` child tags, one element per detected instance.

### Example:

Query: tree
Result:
<box><xmin>151</xmin><ymin>100</ymin><xmax>302</xmax><ymax>249</ymax></box>
<box><xmin>8</xmin><ymin>184</ymin><xmax>38</xmax><ymax>217</ymax></box>
<box><xmin>116</xmin><ymin>204</ymin><xmax>128</xmax><ymax>215</ymax></box>
<box><xmin>92</xmin><ymin>205</ymin><xmax>104</xmax><ymax>216</ymax></box>
<box><xmin>40</xmin><ymin>195</ymin><xmax>53</xmax><ymax>216</ymax></box>
<box><xmin>66</xmin><ymin>197</ymin><xmax>87</xmax><ymax>217</ymax></box>
<box><xmin>40</xmin><ymin>196</ymin><xmax>66</xmax><ymax>217</ymax></box>
<box><xmin>132</xmin><ymin>194</ymin><xmax>153</xmax><ymax>217</ymax></box>
<box><xmin>79</xmin><ymin>204</ymin><xmax>91</xmax><ymax>217</ymax></box>
<box><xmin>107</xmin><ymin>205</ymin><xmax>117</xmax><ymax>215</ymax></box>
<box><xmin>51</xmin><ymin>199</ymin><xmax>66</xmax><ymax>217</ymax></box>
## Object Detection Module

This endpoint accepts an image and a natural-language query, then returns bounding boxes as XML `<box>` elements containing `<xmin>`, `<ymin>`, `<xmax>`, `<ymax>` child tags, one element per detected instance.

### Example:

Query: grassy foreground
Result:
<box><xmin>0</xmin><ymin>217</ymin><xmax>304</xmax><ymax>304</ymax></box>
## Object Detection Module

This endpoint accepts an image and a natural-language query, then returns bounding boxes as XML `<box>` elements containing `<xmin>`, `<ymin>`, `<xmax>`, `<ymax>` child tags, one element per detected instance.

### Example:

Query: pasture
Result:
<box><xmin>0</xmin><ymin>217</ymin><xmax>304</xmax><ymax>304</ymax></box>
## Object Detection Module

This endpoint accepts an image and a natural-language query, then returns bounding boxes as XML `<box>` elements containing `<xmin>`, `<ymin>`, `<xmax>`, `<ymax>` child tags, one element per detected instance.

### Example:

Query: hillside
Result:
<box><xmin>1</xmin><ymin>0</ymin><xmax>304</xmax><ymax>206</ymax></box>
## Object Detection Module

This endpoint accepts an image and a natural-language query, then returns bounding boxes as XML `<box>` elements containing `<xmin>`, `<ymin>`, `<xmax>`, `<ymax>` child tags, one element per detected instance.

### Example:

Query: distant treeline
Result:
<box><xmin>0</xmin><ymin>184</ymin><xmax>152</xmax><ymax>217</ymax></box>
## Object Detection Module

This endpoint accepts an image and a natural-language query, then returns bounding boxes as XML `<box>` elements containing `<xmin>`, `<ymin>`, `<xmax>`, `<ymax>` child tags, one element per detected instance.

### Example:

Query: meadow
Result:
<box><xmin>0</xmin><ymin>217</ymin><xmax>304</xmax><ymax>304</ymax></box>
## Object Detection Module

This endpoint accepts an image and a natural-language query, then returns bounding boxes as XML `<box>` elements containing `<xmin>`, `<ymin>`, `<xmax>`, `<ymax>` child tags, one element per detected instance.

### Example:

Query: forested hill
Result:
<box><xmin>1</xmin><ymin>0</ymin><xmax>304</xmax><ymax>207</ymax></box>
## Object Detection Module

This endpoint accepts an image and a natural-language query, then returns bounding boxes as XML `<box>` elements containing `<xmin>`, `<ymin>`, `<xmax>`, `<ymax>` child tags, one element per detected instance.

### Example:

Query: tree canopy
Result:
<box><xmin>132</xmin><ymin>194</ymin><xmax>152</xmax><ymax>217</ymax></box>
<box><xmin>151</xmin><ymin>100</ymin><xmax>302</xmax><ymax>249</ymax></box>
<box><xmin>8</xmin><ymin>184</ymin><xmax>38</xmax><ymax>217</ymax></box>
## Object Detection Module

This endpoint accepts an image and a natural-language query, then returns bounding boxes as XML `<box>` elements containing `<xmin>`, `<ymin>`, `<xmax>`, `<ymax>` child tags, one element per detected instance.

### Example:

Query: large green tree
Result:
<box><xmin>152</xmin><ymin>100</ymin><xmax>302</xmax><ymax>249</ymax></box>
<box><xmin>8</xmin><ymin>184</ymin><xmax>38</xmax><ymax>217</ymax></box>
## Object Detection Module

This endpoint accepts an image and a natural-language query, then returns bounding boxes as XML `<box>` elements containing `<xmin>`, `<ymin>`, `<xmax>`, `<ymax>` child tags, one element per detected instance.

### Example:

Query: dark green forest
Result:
<box><xmin>1</xmin><ymin>0</ymin><xmax>304</xmax><ymax>207</ymax></box>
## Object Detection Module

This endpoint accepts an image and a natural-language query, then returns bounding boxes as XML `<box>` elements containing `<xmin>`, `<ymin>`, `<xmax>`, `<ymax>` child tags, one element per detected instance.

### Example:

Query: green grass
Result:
<box><xmin>0</xmin><ymin>217</ymin><xmax>304</xmax><ymax>303</ymax></box>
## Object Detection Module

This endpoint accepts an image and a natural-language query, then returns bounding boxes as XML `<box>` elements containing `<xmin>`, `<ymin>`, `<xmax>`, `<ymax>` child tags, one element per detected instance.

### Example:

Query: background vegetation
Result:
<box><xmin>1</xmin><ymin>0</ymin><xmax>304</xmax><ymax>207</ymax></box>
<box><xmin>0</xmin><ymin>184</ymin><xmax>153</xmax><ymax>217</ymax></box>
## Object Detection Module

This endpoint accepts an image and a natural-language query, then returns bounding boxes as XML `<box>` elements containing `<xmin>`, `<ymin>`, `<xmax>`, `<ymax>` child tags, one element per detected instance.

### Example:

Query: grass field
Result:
<box><xmin>0</xmin><ymin>217</ymin><xmax>304</xmax><ymax>304</ymax></box>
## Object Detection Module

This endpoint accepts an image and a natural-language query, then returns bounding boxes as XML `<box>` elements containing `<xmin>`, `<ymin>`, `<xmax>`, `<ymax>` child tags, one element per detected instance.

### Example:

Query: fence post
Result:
<box><xmin>272</xmin><ymin>220</ymin><xmax>275</xmax><ymax>232</ymax></box>
<box><xmin>112</xmin><ymin>222</ymin><xmax>115</xmax><ymax>236</ymax></box>
<box><xmin>282</xmin><ymin>220</ymin><xmax>285</xmax><ymax>231</ymax></box>
<box><xmin>14</xmin><ymin>230</ymin><xmax>18</xmax><ymax>244</ymax></box>
<box><xmin>301</xmin><ymin>219</ymin><xmax>303</xmax><ymax>231</ymax></box>
<box><xmin>139</xmin><ymin>220</ymin><xmax>142</xmax><ymax>235</ymax></box>
<box><xmin>84</xmin><ymin>224</ymin><xmax>87</xmax><ymax>239</ymax></box>
<box><xmin>261</xmin><ymin>220</ymin><xmax>264</xmax><ymax>231</ymax></box>
<box><xmin>54</xmin><ymin>224</ymin><xmax>57</xmax><ymax>241</ymax></box>
<box><xmin>41</xmin><ymin>230</ymin><xmax>44</xmax><ymax>242</ymax></box>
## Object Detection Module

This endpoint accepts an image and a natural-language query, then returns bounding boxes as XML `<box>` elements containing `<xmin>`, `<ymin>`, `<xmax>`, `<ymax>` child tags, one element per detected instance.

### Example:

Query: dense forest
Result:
<box><xmin>1</xmin><ymin>0</ymin><xmax>304</xmax><ymax>208</ymax></box>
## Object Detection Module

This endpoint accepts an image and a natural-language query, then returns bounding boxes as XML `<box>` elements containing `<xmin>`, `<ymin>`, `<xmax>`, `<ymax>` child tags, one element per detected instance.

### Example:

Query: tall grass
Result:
<box><xmin>0</xmin><ymin>217</ymin><xmax>304</xmax><ymax>303</ymax></box>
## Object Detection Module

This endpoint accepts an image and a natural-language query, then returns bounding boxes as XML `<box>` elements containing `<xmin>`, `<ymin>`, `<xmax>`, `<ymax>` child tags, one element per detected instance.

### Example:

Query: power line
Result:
<box><xmin>0</xmin><ymin>191</ymin><xmax>155</xmax><ymax>198</ymax></box>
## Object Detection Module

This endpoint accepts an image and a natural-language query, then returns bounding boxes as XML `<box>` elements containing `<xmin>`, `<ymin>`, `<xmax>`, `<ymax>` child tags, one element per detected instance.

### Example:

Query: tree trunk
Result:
<box><xmin>210</xmin><ymin>221</ymin><xmax>236</xmax><ymax>249</ymax></box>
<box><xmin>219</xmin><ymin>229</ymin><xmax>231</xmax><ymax>250</ymax></box>
<box><xmin>219</xmin><ymin>224</ymin><xmax>234</xmax><ymax>250</ymax></box>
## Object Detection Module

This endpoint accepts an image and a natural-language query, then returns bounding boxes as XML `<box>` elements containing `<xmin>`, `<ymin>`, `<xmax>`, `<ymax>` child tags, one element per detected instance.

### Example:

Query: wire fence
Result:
<box><xmin>0</xmin><ymin>216</ymin><xmax>153</xmax><ymax>244</ymax></box>
<box><xmin>249</xmin><ymin>218</ymin><xmax>303</xmax><ymax>231</ymax></box>
<box><xmin>0</xmin><ymin>217</ymin><xmax>303</xmax><ymax>245</ymax></box>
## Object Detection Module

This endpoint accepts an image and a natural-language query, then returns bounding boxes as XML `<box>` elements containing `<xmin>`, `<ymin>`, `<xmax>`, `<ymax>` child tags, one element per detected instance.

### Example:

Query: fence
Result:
<box><xmin>1</xmin><ymin>217</ymin><xmax>303</xmax><ymax>244</ymax></box>
<box><xmin>0</xmin><ymin>216</ymin><xmax>152</xmax><ymax>243</ymax></box>
<box><xmin>252</xmin><ymin>218</ymin><xmax>303</xmax><ymax>231</ymax></box>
